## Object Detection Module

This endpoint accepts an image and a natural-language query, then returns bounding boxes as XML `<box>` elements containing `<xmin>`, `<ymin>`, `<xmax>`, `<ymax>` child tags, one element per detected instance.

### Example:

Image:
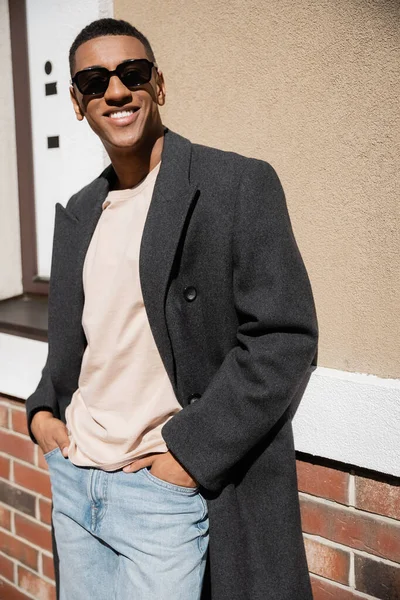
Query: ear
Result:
<box><xmin>155</xmin><ymin>70</ymin><xmax>166</xmax><ymax>107</ymax></box>
<box><xmin>69</xmin><ymin>85</ymin><xmax>85</xmax><ymax>121</ymax></box>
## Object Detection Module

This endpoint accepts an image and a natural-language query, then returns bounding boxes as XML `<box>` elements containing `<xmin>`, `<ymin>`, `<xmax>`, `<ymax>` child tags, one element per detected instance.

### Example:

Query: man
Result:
<box><xmin>26</xmin><ymin>18</ymin><xmax>318</xmax><ymax>600</ymax></box>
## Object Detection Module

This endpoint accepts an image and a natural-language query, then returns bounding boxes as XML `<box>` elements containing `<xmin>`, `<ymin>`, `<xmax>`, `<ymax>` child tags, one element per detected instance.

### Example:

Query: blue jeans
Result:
<box><xmin>45</xmin><ymin>447</ymin><xmax>209</xmax><ymax>600</ymax></box>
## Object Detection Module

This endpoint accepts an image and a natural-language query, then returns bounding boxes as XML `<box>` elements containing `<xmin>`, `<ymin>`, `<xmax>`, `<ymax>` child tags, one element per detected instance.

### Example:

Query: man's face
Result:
<box><xmin>70</xmin><ymin>35</ymin><xmax>165</xmax><ymax>152</ymax></box>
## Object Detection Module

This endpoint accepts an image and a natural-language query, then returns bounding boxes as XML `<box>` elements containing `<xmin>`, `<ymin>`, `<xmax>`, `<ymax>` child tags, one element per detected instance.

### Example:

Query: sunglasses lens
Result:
<box><xmin>76</xmin><ymin>70</ymin><xmax>109</xmax><ymax>95</ymax></box>
<box><xmin>120</xmin><ymin>60</ymin><xmax>152</xmax><ymax>88</ymax></box>
<box><xmin>74</xmin><ymin>60</ymin><xmax>153</xmax><ymax>95</ymax></box>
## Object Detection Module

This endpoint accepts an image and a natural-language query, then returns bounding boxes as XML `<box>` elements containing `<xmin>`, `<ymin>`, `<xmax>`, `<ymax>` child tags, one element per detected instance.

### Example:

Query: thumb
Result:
<box><xmin>56</xmin><ymin>428</ymin><xmax>70</xmax><ymax>458</ymax></box>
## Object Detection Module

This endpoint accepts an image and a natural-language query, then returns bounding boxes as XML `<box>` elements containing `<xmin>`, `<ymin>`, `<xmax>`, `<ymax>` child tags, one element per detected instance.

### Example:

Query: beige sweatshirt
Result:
<box><xmin>65</xmin><ymin>162</ymin><xmax>182</xmax><ymax>471</ymax></box>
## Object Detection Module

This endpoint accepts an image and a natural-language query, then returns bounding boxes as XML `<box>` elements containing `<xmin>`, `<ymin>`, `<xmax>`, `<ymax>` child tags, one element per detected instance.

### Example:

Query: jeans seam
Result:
<box><xmin>112</xmin><ymin>551</ymin><xmax>122</xmax><ymax>600</ymax></box>
<box><xmin>97</xmin><ymin>469</ymin><xmax>109</xmax><ymax>529</ymax></box>
<box><xmin>198</xmin><ymin>493</ymin><xmax>207</xmax><ymax>520</ymax></box>
<box><xmin>196</xmin><ymin>494</ymin><xmax>209</xmax><ymax>555</ymax></box>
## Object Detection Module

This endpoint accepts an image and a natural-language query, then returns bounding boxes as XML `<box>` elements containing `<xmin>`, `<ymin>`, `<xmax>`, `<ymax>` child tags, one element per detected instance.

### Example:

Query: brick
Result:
<box><xmin>14</xmin><ymin>462</ymin><xmax>52</xmax><ymax>499</ymax></box>
<box><xmin>0</xmin><ymin>404</ymin><xmax>9</xmax><ymax>428</ymax></box>
<box><xmin>310</xmin><ymin>575</ymin><xmax>365</xmax><ymax>599</ymax></box>
<box><xmin>0</xmin><ymin>529</ymin><xmax>38</xmax><ymax>570</ymax></box>
<box><xmin>297</xmin><ymin>460</ymin><xmax>349</xmax><ymax>505</ymax></box>
<box><xmin>38</xmin><ymin>499</ymin><xmax>52</xmax><ymax>526</ymax></box>
<box><xmin>355</xmin><ymin>554</ymin><xmax>400</xmax><ymax>599</ymax></box>
<box><xmin>300</xmin><ymin>496</ymin><xmax>400</xmax><ymax>563</ymax></box>
<box><xmin>0</xmin><ymin>504</ymin><xmax>12</xmax><ymax>530</ymax></box>
<box><xmin>0</xmin><ymin>551</ymin><xmax>15</xmax><ymax>582</ymax></box>
<box><xmin>4</xmin><ymin>397</ymin><xmax>25</xmax><ymax>409</ymax></box>
<box><xmin>11</xmin><ymin>410</ymin><xmax>29</xmax><ymax>437</ymax></box>
<box><xmin>355</xmin><ymin>475</ymin><xmax>400</xmax><ymax>521</ymax></box>
<box><xmin>0</xmin><ymin>454</ymin><xmax>11</xmax><ymax>479</ymax></box>
<box><xmin>0</xmin><ymin>579</ymin><xmax>31</xmax><ymax>600</ymax></box>
<box><xmin>0</xmin><ymin>480</ymin><xmax>36</xmax><ymax>517</ymax></box>
<box><xmin>304</xmin><ymin>537</ymin><xmax>350</xmax><ymax>584</ymax></box>
<box><xmin>0</xmin><ymin>431</ymin><xmax>34</xmax><ymax>464</ymax></box>
<box><xmin>14</xmin><ymin>513</ymin><xmax>52</xmax><ymax>553</ymax></box>
<box><xmin>42</xmin><ymin>554</ymin><xmax>55</xmax><ymax>581</ymax></box>
<box><xmin>18</xmin><ymin>565</ymin><xmax>56</xmax><ymax>600</ymax></box>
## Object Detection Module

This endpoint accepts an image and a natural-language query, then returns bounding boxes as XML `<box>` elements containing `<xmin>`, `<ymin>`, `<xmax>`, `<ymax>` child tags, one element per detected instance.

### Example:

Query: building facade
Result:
<box><xmin>0</xmin><ymin>0</ymin><xmax>399</xmax><ymax>598</ymax></box>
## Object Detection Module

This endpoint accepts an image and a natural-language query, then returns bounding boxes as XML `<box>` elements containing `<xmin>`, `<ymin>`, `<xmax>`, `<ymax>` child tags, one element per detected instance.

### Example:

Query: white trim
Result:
<box><xmin>0</xmin><ymin>334</ymin><xmax>399</xmax><ymax>477</ymax></box>
<box><xmin>0</xmin><ymin>334</ymin><xmax>48</xmax><ymax>399</ymax></box>
<box><xmin>0</xmin><ymin>0</ymin><xmax>22</xmax><ymax>301</ymax></box>
<box><xmin>293</xmin><ymin>366</ymin><xmax>400</xmax><ymax>477</ymax></box>
<box><xmin>306</xmin><ymin>366</ymin><xmax>400</xmax><ymax>389</ymax></box>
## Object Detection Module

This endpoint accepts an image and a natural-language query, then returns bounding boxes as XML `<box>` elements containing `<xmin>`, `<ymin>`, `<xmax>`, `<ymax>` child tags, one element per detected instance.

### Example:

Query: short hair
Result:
<box><xmin>69</xmin><ymin>18</ymin><xmax>156</xmax><ymax>76</ymax></box>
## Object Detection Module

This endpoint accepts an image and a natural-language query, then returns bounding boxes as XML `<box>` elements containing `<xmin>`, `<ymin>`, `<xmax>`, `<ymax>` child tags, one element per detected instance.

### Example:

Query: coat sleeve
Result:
<box><xmin>25</xmin><ymin>192</ymin><xmax>79</xmax><ymax>445</ymax></box>
<box><xmin>161</xmin><ymin>159</ymin><xmax>318</xmax><ymax>492</ymax></box>
<box><xmin>25</xmin><ymin>356</ymin><xmax>57</xmax><ymax>444</ymax></box>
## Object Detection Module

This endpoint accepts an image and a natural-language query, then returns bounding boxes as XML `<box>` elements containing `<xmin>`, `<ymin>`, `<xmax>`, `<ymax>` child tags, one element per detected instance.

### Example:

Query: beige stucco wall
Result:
<box><xmin>0</xmin><ymin>0</ymin><xmax>22</xmax><ymax>300</ymax></box>
<box><xmin>116</xmin><ymin>0</ymin><xmax>399</xmax><ymax>379</ymax></box>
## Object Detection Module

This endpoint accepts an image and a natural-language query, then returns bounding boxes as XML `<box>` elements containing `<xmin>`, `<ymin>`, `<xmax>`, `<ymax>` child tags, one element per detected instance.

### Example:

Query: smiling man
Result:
<box><xmin>26</xmin><ymin>18</ymin><xmax>318</xmax><ymax>600</ymax></box>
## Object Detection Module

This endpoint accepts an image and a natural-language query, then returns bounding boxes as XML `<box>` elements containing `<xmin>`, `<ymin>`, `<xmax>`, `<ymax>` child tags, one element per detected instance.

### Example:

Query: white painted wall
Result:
<box><xmin>293</xmin><ymin>367</ymin><xmax>400</xmax><ymax>477</ymax></box>
<box><xmin>1</xmin><ymin>333</ymin><xmax>399</xmax><ymax>478</ymax></box>
<box><xmin>25</xmin><ymin>0</ymin><xmax>113</xmax><ymax>278</ymax></box>
<box><xmin>0</xmin><ymin>334</ymin><xmax>48</xmax><ymax>400</ymax></box>
<box><xmin>0</xmin><ymin>0</ymin><xmax>22</xmax><ymax>300</ymax></box>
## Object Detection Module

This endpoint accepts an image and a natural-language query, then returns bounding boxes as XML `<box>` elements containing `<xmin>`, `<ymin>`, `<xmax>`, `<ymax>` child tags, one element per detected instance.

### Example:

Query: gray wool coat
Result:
<box><xmin>26</xmin><ymin>128</ymin><xmax>318</xmax><ymax>600</ymax></box>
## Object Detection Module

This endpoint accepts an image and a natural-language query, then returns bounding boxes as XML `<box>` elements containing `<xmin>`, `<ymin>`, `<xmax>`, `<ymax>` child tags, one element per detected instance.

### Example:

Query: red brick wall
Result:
<box><xmin>297</xmin><ymin>457</ymin><xmax>400</xmax><ymax>599</ymax></box>
<box><xmin>1</xmin><ymin>394</ymin><xmax>400</xmax><ymax>600</ymax></box>
<box><xmin>0</xmin><ymin>396</ymin><xmax>56</xmax><ymax>600</ymax></box>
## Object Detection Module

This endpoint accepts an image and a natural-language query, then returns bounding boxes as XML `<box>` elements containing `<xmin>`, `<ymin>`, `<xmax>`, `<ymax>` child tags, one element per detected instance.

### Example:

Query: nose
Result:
<box><xmin>103</xmin><ymin>74</ymin><xmax>132</xmax><ymax>102</ymax></box>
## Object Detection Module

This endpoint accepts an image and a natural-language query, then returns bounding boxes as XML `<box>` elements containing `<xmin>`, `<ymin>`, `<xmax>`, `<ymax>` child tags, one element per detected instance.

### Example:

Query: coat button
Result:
<box><xmin>183</xmin><ymin>286</ymin><xmax>197</xmax><ymax>302</ymax></box>
<box><xmin>188</xmin><ymin>393</ymin><xmax>202</xmax><ymax>404</ymax></box>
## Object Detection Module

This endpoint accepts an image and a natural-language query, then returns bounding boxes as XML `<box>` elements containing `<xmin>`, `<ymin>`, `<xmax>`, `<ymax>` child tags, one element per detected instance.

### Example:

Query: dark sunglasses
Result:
<box><xmin>71</xmin><ymin>58</ymin><xmax>156</xmax><ymax>96</ymax></box>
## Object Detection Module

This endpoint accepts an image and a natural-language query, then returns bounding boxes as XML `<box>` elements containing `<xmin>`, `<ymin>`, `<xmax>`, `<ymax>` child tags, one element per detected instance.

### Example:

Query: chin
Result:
<box><xmin>105</xmin><ymin>131</ymin><xmax>144</xmax><ymax>151</ymax></box>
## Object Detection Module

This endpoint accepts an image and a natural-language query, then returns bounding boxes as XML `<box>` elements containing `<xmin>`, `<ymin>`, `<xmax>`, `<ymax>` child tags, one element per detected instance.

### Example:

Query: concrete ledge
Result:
<box><xmin>293</xmin><ymin>367</ymin><xmax>400</xmax><ymax>478</ymax></box>
<box><xmin>1</xmin><ymin>333</ymin><xmax>399</xmax><ymax>477</ymax></box>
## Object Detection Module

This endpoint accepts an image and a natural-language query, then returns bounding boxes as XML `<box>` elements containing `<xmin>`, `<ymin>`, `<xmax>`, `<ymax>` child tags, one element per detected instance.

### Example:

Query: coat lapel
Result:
<box><xmin>48</xmin><ymin>171</ymin><xmax>112</xmax><ymax>386</ymax></box>
<box><xmin>139</xmin><ymin>130</ymin><xmax>199</xmax><ymax>393</ymax></box>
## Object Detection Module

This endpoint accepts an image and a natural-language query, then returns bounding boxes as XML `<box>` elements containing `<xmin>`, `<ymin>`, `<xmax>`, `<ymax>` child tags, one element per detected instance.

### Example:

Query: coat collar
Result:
<box><xmin>50</xmin><ymin>128</ymin><xmax>198</xmax><ymax>396</ymax></box>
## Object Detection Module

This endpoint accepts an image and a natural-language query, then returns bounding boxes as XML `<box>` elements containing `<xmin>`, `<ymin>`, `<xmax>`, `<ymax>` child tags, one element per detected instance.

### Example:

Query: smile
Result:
<box><xmin>105</xmin><ymin>108</ymin><xmax>140</xmax><ymax>126</ymax></box>
<box><xmin>109</xmin><ymin>109</ymin><xmax>136</xmax><ymax>119</ymax></box>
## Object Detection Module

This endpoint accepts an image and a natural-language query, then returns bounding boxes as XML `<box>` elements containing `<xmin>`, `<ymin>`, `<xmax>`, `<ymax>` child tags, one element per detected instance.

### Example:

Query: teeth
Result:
<box><xmin>109</xmin><ymin>110</ymin><xmax>134</xmax><ymax>119</ymax></box>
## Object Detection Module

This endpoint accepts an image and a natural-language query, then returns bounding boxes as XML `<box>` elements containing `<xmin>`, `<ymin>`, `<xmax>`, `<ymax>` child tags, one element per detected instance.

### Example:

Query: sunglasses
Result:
<box><xmin>71</xmin><ymin>58</ymin><xmax>156</xmax><ymax>96</ymax></box>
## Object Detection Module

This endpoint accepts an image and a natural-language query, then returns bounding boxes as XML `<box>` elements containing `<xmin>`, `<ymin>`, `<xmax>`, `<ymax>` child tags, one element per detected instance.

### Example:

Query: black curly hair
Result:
<box><xmin>69</xmin><ymin>18</ymin><xmax>156</xmax><ymax>76</ymax></box>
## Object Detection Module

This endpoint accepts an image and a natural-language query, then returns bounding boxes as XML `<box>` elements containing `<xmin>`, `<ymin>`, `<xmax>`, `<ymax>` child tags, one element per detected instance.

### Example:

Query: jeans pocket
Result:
<box><xmin>142</xmin><ymin>466</ymin><xmax>199</xmax><ymax>495</ymax></box>
<box><xmin>43</xmin><ymin>446</ymin><xmax>61</xmax><ymax>460</ymax></box>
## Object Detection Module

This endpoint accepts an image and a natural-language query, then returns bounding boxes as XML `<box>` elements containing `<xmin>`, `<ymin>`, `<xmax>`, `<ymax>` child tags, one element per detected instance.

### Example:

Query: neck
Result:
<box><xmin>107</xmin><ymin>128</ymin><xmax>165</xmax><ymax>190</ymax></box>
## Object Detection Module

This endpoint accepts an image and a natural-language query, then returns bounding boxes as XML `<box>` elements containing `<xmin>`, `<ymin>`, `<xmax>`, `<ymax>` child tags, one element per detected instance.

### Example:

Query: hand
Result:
<box><xmin>123</xmin><ymin>450</ymin><xmax>199</xmax><ymax>488</ymax></box>
<box><xmin>31</xmin><ymin>411</ymin><xmax>70</xmax><ymax>458</ymax></box>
